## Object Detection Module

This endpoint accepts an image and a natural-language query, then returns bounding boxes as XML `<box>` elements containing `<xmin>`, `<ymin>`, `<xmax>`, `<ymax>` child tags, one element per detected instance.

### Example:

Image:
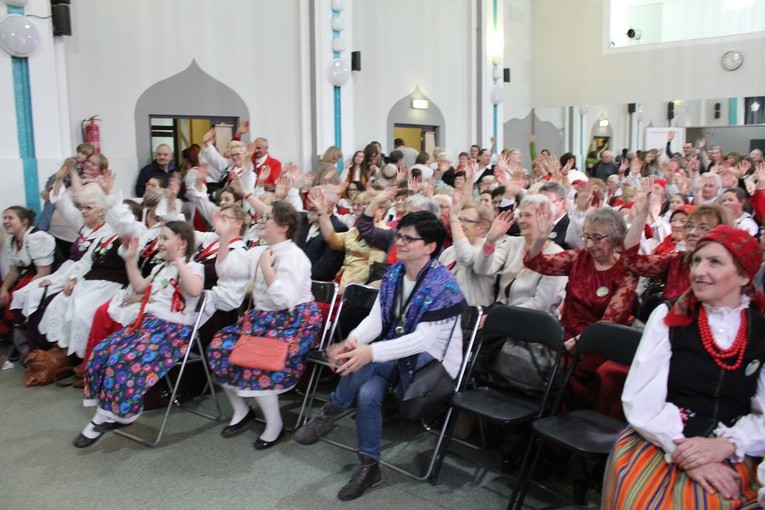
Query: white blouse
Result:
<box><xmin>216</xmin><ymin>240</ymin><xmax>313</xmax><ymax>312</ymax></box>
<box><xmin>144</xmin><ymin>261</ymin><xmax>205</xmax><ymax>325</ymax></box>
<box><xmin>9</xmin><ymin>229</ymin><xmax>56</xmax><ymax>269</ymax></box>
<box><xmin>623</xmin><ymin>300</ymin><xmax>765</xmax><ymax>462</ymax></box>
<box><xmin>473</xmin><ymin>236</ymin><xmax>567</xmax><ymax>313</ymax></box>
<box><xmin>438</xmin><ymin>237</ymin><xmax>495</xmax><ymax>307</ymax></box>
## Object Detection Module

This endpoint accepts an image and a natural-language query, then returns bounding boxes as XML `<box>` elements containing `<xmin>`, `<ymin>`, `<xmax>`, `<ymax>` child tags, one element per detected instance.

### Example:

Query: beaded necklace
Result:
<box><xmin>698</xmin><ymin>305</ymin><xmax>748</xmax><ymax>371</ymax></box>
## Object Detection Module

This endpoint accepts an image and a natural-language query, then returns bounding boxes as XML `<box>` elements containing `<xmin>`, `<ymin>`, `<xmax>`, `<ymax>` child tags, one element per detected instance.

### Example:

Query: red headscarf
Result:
<box><xmin>665</xmin><ymin>225</ymin><xmax>764</xmax><ymax>326</ymax></box>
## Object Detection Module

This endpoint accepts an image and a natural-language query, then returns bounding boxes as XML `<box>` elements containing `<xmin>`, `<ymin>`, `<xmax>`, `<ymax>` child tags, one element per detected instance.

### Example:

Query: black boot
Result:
<box><xmin>337</xmin><ymin>454</ymin><xmax>382</xmax><ymax>501</ymax></box>
<box><xmin>293</xmin><ymin>403</ymin><xmax>342</xmax><ymax>445</ymax></box>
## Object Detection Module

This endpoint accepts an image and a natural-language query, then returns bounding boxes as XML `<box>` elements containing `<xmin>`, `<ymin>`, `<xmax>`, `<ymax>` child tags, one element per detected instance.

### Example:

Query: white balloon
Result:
<box><xmin>489</xmin><ymin>84</ymin><xmax>504</xmax><ymax>105</ymax></box>
<box><xmin>0</xmin><ymin>14</ymin><xmax>41</xmax><ymax>58</ymax></box>
<box><xmin>328</xmin><ymin>59</ymin><xmax>350</xmax><ymax>87</ymax></box>
<box><xmin>331</xmin><ymin>16</ymin><xmax>345</xmax><ymax>32</ymax></box>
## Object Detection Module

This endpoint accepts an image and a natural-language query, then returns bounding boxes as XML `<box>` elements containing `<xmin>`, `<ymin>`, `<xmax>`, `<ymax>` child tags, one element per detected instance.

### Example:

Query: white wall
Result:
<box><xmin>532</xmin><ymin>0</ymin><xmax>765</xmax><ymax>107</ymax></box>
<box><xmin>63</xmin><ymin>0</ymin><xmax>305</xmax><ymax>196</ymax></box>
<box><xmin>351</xmin><ymin>0</ymin><xmax>475</xmax><ymax>155</ymax></box>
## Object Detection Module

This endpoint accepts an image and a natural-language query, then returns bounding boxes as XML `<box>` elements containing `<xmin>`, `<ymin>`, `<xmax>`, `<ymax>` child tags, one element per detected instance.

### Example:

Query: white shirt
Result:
<box><xmin>145</xmin><ymin>261</ymin><xmax>205</xmax><ymax>325</ymax></box>
<box><xmin>350</xmin><ymin>273</ymin><xmax>464</xmax><ymax>378</ymax></box>
<box><xmin>474</xmin><ymin>236</ymin><xmax>566</xmax><ymax>312</ymax></box>
<box><xmin>438</xmin><ymin>237</ymin><xmax>494</xmax><ymax>307</ymax></box>
<box><xmin>623</xmin><ymin>301</ymin><xmax>765</xmax><ymax>462</ymax></box>
<box><xmin>216</xmin><ymin>240</ymin><xmax>313</xmax><ymax>311</ymax></box>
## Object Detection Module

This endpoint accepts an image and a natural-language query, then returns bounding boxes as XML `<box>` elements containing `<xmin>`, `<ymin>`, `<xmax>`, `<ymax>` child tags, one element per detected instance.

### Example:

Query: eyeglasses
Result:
<box><xmin>220</xmin><ymin>215</ymin><xmax>240</xmax><ymax>222</ymax></box>
<box><xmin>580</xmin><ymin>233</ymin><xmax>610</xmax><ymax>244</ymax></box>
<box><xmin>458</xmin><ymin>217</ymin><xmax>481</xmax><ymax>224</ymax></box>
<box><xmin>684</xmin><ymin>223</ymin><xmax>711</xmax><ymax>233</ymax></box>
<box><xmin>394</xmin><ymin>233</ymin><xmax>424</xmax><ymax>245</ymax></box>
<box><xmin>257</xmin><ymin>214</ymin><xmax>273</xmax><ymax>224</ymax></box>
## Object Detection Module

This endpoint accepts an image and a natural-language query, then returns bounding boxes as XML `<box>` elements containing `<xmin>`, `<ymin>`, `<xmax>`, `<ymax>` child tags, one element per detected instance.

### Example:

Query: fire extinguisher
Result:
<box><xmin>81</xmin><ymin>115</ymin><xmax>101</xmax><ymax>153</ymax></box>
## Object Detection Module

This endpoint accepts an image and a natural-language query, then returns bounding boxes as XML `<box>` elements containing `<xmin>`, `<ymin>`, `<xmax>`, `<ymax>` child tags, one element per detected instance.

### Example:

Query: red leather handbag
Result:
<box><xmin>230</xmin><ymin>334</ymin><xmax>290</xmax><ymax>371</ymax></box>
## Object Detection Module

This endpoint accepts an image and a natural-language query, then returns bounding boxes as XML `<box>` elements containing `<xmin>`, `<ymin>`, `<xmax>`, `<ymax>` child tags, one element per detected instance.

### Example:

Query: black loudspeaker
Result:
<box><xmin>714</xmin><ymin>102</ymin><xmax>721</xmax><ymax>119</ymax></box>
<box><xmin>667</xmin><ymin>101</ymin><xmax>675</xmax><ymax>121</ymax></box>
<box><xmin>351</xmin><ymin>51</ymin><xmax>361</xmax><ymax>72</ymax></box>
<box><xmin>628</xmin><ymin>103</ymin><xmax>636</xmax><ymax>114</ymax></box>
<box><xmin>51</xmin><ymin>1</ymin><xmax>72</xmax><ymax>37</ymax></box>
<box><xmin>503</xmin><ymin>68</ymin><xmax>511</xmax><ymax>83</ymax></box>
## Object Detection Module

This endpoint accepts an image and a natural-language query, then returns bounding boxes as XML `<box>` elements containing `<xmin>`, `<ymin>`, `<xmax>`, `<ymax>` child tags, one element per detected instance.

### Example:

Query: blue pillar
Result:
<box><xmin>9</xmin><ymin>4</ymin><xmax>41</xmax><ymax>213</ymax></box>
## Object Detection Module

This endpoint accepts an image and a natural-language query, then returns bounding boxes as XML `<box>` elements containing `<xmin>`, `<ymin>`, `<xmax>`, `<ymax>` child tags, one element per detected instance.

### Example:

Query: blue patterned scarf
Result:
<box><xmin>378</xmin><ymin>259</ymin><xmax>467</xmax><ymax>341</ymax></box>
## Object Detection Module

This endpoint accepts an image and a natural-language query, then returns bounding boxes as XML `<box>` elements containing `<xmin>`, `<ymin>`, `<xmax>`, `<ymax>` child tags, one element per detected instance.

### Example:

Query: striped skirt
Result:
<box><xmin>602</xmin><ymin>427</ymin><xmax>761</xmax><ymax>509</ymax></box>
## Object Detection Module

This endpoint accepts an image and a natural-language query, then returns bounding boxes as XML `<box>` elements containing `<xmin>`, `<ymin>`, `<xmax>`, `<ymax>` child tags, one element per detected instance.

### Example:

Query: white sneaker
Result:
<box><xmin>1</xmin><ymin>360</ymin><xmax>15</xmax><ymax>370</ymax></box>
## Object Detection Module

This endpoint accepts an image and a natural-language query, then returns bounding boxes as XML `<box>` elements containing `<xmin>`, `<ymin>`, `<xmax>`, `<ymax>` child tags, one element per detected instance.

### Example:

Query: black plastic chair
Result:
<box><xmin>317</xmin><ymin>305</ymin><xmax>484</xmax><ymax>482</ymax></box>
<box><xmin>430</xmin><ymin>305</ymin><xmax>566</xmax><ymax>484</ymax></box>
<box><xmin>296</xmin><ymin>283</ymin><xmax>379</xmax><ymax>427</ymax></box>
<box><xmin>377</xmin><ymin>305</ymin><xmax>483</xmax><ymax>481</ymax></box>
<box><xmin>507</xmin><ymin>322</ymin><xmax>643</xmax><ymax>509</ymax></box>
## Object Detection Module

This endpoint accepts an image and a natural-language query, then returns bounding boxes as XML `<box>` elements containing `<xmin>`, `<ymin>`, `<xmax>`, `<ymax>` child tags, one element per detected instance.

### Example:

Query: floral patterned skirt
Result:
<box><xmin>206</xmin><ymin>301</ymin><xmax>323</xmax><ymax>393</ymax></box>
<box><xmin>83</xmin><ymin>314</ymin><xmax>193</xmax><ymax>419</ymax></box>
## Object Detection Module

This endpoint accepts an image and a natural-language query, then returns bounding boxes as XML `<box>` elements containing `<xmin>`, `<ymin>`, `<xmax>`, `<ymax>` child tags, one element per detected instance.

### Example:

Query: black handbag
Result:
<box><xmin>396</xmin><ymin>318</ymin><xmax>459</xmax><ymax>421</ymax></box>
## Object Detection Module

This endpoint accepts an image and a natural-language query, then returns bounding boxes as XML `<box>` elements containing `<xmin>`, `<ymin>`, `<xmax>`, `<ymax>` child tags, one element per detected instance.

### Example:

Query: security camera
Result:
<box><xmin>626</xmin><ymin>28</ymin><xmax>642</xmax><ymax>40</ymax></box>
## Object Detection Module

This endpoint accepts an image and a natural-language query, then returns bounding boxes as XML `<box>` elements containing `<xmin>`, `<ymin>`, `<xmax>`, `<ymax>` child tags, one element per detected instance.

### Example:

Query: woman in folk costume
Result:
<box><xmin>73</xmin><ymin>221</ymin><xmax>204</xmax><ymax>448</ymax></box>
<box><xmin>603</xmin><ymin>225</ymin><xmax>765</xmax><ymax>509</ymax></box>
<box><xmin>294</xmin><ymin>211</ymin><xmax>467</xmax><ymax>501</ymax></box>
<box><xmin>206</xmin><ymin>200</ymin><xmax>323</xmax><ymax>450</ymax></box>
<box><xmin>10</xmin><ymin>193</ymin><xmax>112</xmax><ymax>352</ymax></box>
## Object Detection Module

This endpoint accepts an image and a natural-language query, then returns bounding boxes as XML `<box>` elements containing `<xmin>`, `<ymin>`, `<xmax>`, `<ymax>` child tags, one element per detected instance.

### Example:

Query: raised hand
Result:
<box><xmin>487</xmin><ymin>210</ymin><xmax>516</xmax><ymax>244</ymax></box>
<box><xmin>396</xmin><ymin>165</ymin><xmax>408</xmax><ymax>184</ymax></box>
<box><xmin>534</xmin><ymin>200</ymin><xmax>555</xmax><ymax>240</ymax></box>
<box><xmin>99</xmin><ymin>167</ymin><xmax>116</xmax><ymax>195</ymax></box>
<box><xmin>56</xmin><ymin>160</ymin><xmax>73</xmax><ymax>181</ymax></box>
<box><xmin>229</xmin><ymin>172</ymin><xmax>245</xmax><ymax>195</ymax></box>
<box><xmin>495</xmin><ymin>152</ymin><xmax>510</xmax><ymax>173</ymax></box>
<box><xmin>451</xmin><ymin>188</ymin><xmax>466</xmax><ymax>217</ymax></box>
<box><xmin>464</xmin><ymin>159</ymin><xmax>477</xmax><ymax>184</ymax></box>
<box><xmin>274</xmin><ymin>176</ymin><xmax>291</xmax><ymax>199</ymax></box>
<box><xmin>308</xmin><ymin>187</ymin><xmax>328</xmax><ymax>214</ymax></box>
<box><xmin>168</xmin><ymin>173</ymin><xmax>180</xmax><ymax>199</ymax></box>
<box><xmin>124</xmin><ymin>236</ymin><xmax>139</xmax><ymax>261</ymax></box>
<box><xmin>619</xmin><ymin>158</ymin><xmax>629</xmax><ymax>174</ymax></box>
<box><xmin>202</xmin><ymin>128</ymin><xmax>215</xmax><ymax>146</ymax></box>
<box><xmin>235</xmin><ymin>120</ymin><xmax>250</xmax><ymax>138</ymax></box>
<box><xmin>667</xmin><ymin>130</ymin><xmax>675</xmax><ymax>141</ymax></box>
<box><xmin>407</xmin><ymin>176</ymin><xmax>419</xmax><ymax>192</ymax></box>
<box><xmin>244</xmin><ymin>141</ymin><xmax>256</xmax><ymax>162</ymax></box>
<box><xmin>257</xmin><ymin>164</ymin><xmax>272</xmax><ymax>185</ymax></box>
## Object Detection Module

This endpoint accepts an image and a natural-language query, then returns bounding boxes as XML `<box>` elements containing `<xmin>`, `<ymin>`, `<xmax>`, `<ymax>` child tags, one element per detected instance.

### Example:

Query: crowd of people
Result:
<box><xmin>0</xmin><ymin>126</ymin><xmax>763</xmax><ymax>505</ymax></box>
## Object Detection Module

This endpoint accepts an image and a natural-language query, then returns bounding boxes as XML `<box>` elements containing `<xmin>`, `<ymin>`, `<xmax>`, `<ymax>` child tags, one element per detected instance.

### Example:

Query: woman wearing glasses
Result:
<box><xmin>199</xmin><ymin>130</ymin><xmax>256</xmax><ymax>196</ymax></box>
<box><xmin>440</xmin><ymin>192</ymin><xmax>495</xmax><ymax>307</ymax></box>
<box><xmin>474</xmin><ymin>194</ymin><xmax>567</xmax><ymax>310</ymax></box>
<box><xmin>294</xmin><ymin>211</ymin><xmax>466</xmax><ymax>501</ymax></box>
<box><xmin>624</xmin><ymin>182</ymin><xmax>731</xmax><ymax>301</ymax></box>
<box><xmin>525</xmin><ymin>206</ymin><xmax>638</xmax><ymax>416</ymax></box>
<box><xmin>206</xmin><ymin>201</ymin><xmax>323</xmax><ymax>450</ymax></box>
<box><xmin>308</xmin><ymin>189</ymin><xmax>389</xmax><ymax>291</ymax></box>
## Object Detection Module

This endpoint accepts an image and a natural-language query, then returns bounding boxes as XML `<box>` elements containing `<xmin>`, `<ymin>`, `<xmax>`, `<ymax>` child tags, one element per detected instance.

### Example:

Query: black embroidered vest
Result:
<box><xmin>667</xmin><ymin>308</ymin><xmax>765</xmax><ymax>437</ymax></box>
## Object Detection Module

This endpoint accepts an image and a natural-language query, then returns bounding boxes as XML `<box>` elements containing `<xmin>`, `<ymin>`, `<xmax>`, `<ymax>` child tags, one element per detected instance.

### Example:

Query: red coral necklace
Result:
<box><xmin>698</xmin><ymin>306</ymin><xmax>748</xmax><ymax>371</ymax></box>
